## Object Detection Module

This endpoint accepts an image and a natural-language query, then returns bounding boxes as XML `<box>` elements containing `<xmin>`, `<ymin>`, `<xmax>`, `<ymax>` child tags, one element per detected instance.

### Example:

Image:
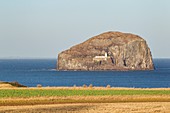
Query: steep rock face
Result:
<box><xmin>57</xmin><ymin>32</ymin><xmax>154</xmax><ymax>71</ymax></box>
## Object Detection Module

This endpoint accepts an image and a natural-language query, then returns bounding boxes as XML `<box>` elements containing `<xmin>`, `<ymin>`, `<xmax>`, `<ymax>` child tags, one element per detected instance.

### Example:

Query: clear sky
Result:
<box><xmin>0</xmin><ymin>0</ymin><xmax>170</xmax><ymax>58</ymax></box>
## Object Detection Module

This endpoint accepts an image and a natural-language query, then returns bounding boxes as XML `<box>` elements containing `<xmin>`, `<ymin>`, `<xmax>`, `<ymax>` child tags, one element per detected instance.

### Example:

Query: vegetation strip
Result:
<box><xmin>0</xmin><ymin>89</ymin><xmax>170</xmax><ymax>98</ymax></box>
<box><xmin>1</xmin><ymin>89</ymin><xmax>170</xmax><ymax>106</ymax></box>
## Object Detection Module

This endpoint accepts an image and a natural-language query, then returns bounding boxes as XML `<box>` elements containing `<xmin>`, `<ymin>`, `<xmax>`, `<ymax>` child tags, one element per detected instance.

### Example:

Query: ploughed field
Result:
<box><xmin>1</xmin><ymin>103</ymin><xmax>170</xmax><ymax>113</ymax></box>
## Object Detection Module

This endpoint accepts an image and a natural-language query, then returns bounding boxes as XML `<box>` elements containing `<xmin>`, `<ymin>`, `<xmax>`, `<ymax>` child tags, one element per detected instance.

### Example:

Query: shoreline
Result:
<box><xmin>1</xmin><ymin>86</ymin><xmax>170</xmax><ymax>90</ymax></box>
<box><xmin>1</xmin><ymin>81</ymin><xmax>170</xmax><ymax>90</ymax></box>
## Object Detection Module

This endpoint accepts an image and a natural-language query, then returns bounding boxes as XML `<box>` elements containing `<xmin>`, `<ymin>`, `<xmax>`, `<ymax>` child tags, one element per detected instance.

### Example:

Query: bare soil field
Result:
<box><xmin>1</xmin><ymin>102</ymin><xmax>170</xmax><ymax>113</ymax></box>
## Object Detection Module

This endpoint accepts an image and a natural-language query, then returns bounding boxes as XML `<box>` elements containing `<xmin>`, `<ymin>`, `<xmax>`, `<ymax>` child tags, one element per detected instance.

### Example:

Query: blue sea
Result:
<box><xmin>0</xmin><ymin>59</ymin><xmax>170</xmax><ymax>88</ymax></box>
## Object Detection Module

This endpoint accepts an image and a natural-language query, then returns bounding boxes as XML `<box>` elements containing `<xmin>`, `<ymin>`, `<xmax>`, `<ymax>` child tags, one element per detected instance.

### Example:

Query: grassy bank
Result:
<box><xmin>0</xmin><ymin>81</ymin><xmax>27</xmax><ymax>88</ymax></box>
<box><xmin>1</xmin><ymin>88</ymin><xmax>170</xmax><ymax>98</ymax></box>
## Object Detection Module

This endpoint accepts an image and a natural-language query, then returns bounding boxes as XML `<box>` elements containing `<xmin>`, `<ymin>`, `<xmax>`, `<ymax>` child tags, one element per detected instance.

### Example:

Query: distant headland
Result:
<box><xmin>57</xmin><ymin>31</ymin><xmax>154</xmax><ymax>71</ymax></box>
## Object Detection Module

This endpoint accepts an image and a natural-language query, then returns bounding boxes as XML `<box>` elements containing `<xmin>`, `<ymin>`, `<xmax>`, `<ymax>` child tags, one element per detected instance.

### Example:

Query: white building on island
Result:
<box><xmin>93</xmin><ymin>52</ymin><xmax>108</xmax><ymax>61</ymax></box>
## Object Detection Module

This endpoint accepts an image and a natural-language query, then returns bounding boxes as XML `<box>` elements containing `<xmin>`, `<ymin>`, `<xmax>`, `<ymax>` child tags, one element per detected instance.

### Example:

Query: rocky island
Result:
<box><xmin>57</xmin><ymin>31</ymin><xmax>154</xmax><ymax>71</ymax></box>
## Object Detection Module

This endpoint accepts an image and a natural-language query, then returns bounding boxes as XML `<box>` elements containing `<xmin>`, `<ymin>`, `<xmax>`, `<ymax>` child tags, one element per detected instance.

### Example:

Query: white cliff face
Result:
<box><xmin>57</xmin><ymin>32</ymin><xmax>154</xmax><ymax>71</ymax></box>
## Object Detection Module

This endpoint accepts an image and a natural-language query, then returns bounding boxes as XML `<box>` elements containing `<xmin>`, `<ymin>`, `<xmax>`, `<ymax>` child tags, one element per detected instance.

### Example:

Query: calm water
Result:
<box><xmin>0</xmin><ymin>59</ymin><xmax>170</xmax><ymax>88</ymax></box>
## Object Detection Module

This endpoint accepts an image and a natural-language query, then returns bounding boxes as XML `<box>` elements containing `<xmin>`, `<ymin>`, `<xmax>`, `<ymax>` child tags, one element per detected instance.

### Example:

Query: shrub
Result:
<box><xmin>106</xmin><ymin>85</ymin><xmax>111</xmax><ymax>88</ymax></box>
<box><xmin>83</xmin><ymin>84</ymin><xmax>87</xmax><ymax>88</ymax></box>
<box><xmin>89</xmin><ymin>84</ymin><xmax>93</xmax><ymax>88</ymax></box>
<box><xmin>73</xmin><ymin>84</ymin><xmax>76</xmax><ymax>88</ymax></box>
<box><xmin>37</xmin><ymin>84</ymin><xmax>42</xmax><ymax>88</ymax></box>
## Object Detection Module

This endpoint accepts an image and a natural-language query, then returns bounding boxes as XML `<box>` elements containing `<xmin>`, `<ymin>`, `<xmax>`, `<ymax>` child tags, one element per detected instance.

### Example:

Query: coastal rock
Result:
<box><xmin>0</xmin><ymin>81</ymin><xmax>27</xmax><ymax>88</ymax></box>
<box><xmin>57</xmin><ymin>31</ymin><xmax>154</xmax><ymax>71</ymax></box>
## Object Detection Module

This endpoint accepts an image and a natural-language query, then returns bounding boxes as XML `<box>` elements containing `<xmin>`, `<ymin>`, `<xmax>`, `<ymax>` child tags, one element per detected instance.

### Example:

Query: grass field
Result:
<box><xmin>1</xmin><ymin>88</ymin><xmax>170</xmax><ymax>112</ymax></box>
<box><xmin>1</xmin><ymin>88</ymin><xmax>170</xmax><ymax>98</ymax></box>
<box><xmin>0</xmin><ymin>88</ymin><xmax>170</xmax><ymax>106</ymax></box>
<box><xmin>1</xmin><ymin>83</ymin><xmax>170</xmax><ymax>112</ymax></box>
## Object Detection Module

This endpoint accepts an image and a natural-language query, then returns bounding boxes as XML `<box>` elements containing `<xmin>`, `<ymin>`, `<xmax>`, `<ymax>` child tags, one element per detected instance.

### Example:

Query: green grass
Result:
<box><xmin>0</xmin><ymin>89</ymin><xmax>170</xmax><ymax>98</ymax></box>
<box><xmin>1</xmin><ymin>89</ymin><xmax>170</xmax><ymax>105</ymax></box>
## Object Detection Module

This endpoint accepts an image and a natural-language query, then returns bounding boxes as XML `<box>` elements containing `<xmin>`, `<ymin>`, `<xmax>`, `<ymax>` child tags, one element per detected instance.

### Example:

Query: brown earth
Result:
<box><xmin>1</xmin><ymin>102</ymin><xmax>170</xmax><ymax>113</ymax></box>
<box><xmin>57</xmin><ymin>31</ymin><xmax>154</xmax><ymax>71</ymax></box>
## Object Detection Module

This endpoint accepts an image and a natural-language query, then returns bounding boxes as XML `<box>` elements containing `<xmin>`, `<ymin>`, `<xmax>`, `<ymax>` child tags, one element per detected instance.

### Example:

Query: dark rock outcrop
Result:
<box><xmin>57</xmin><ymin>31</ymin><xmax>154</xmax><ymax>71</ymax></box>
<box><xmin>0</xmin><ymin>81</ymin><xmax>27</xmax><ymax>87</ymax></box>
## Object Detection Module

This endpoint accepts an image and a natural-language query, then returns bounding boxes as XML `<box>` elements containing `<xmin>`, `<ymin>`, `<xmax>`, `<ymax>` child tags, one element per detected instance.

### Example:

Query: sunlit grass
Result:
<box><xmin>1</xmin><ymin>89</ymin><xmax>170</xmax><ymax>106</ymax></box>
<box><xmin>0</xmin><ymin>89</ymin><xmax>170</xmax><ymax>98</ymax></box>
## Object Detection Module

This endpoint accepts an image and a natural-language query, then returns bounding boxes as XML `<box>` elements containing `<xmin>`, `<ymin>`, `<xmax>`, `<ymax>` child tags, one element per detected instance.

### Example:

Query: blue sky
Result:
<box><xmin>0</xmin><ymin>0</ymin><xmax>170</xmax><ymax>58</ymax></box>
